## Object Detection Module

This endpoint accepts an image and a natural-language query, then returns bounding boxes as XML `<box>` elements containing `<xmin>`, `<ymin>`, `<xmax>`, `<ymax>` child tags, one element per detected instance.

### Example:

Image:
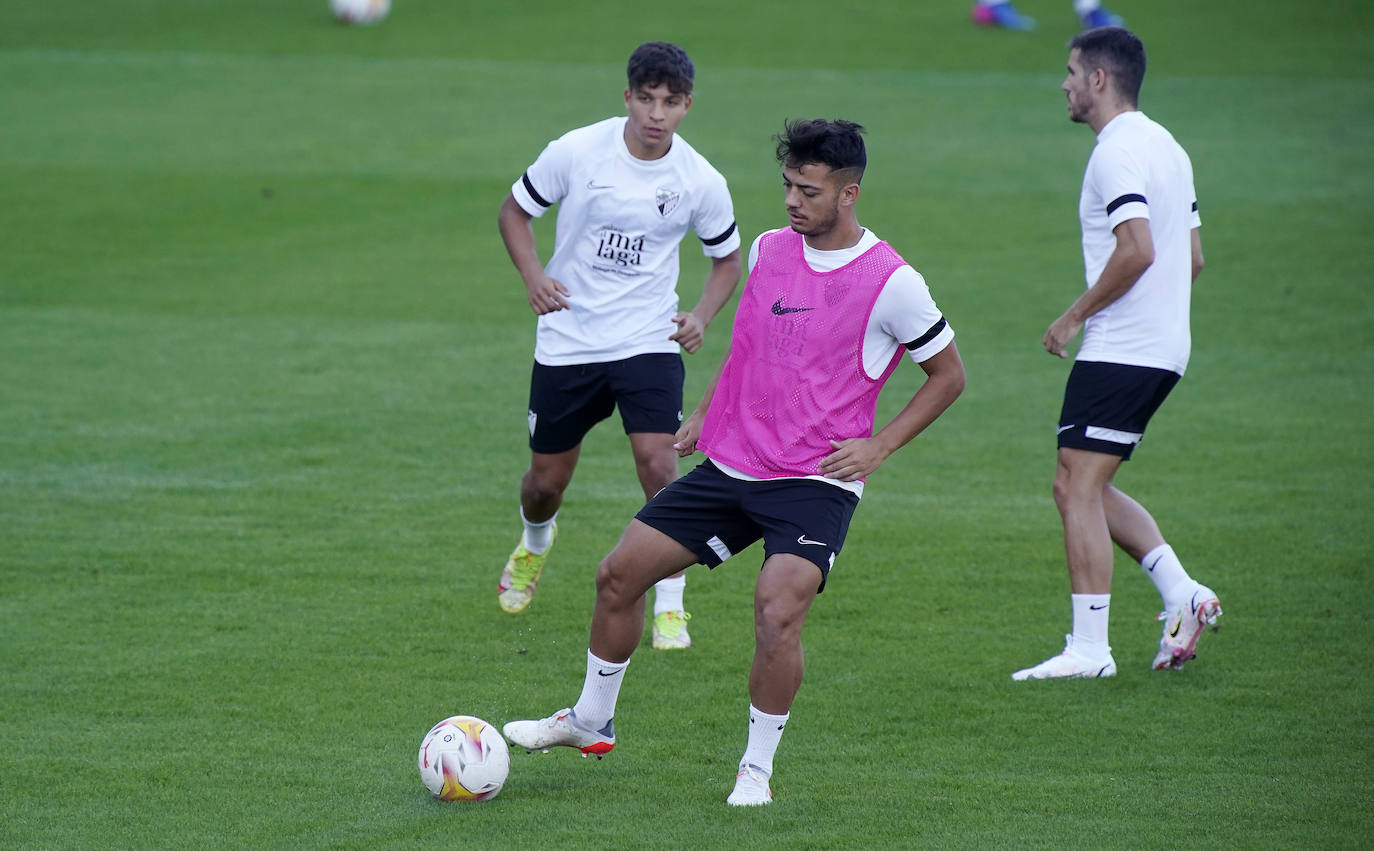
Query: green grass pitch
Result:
<box><xmin>2</xmin><ymin>1</ymin><xmax>1371</xmax><ymax>847</ymax></box>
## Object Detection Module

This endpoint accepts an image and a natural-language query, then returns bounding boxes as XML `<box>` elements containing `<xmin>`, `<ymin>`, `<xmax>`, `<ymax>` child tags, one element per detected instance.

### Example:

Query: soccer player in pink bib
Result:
<box><xmin>504</xmin><ymin>119</ymin><xmax>965</xmax><ymax>806</ymax></box>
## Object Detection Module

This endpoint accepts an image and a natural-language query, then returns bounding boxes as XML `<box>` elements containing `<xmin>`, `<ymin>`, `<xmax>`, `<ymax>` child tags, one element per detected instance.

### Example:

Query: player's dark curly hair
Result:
<box><xmin>627</xmin><ymin>42</ymin><xmax>694</xmax><ymax>95</ymax></box>
<box><xmin>1069</xmin><ymin>26</ymin><xmax>1146</xmax><ymax>105</ymax></box>
<box><xmin>775</xmin><ymin>118</ymin><xmax>867</xmax><ymax>184</ymax></box>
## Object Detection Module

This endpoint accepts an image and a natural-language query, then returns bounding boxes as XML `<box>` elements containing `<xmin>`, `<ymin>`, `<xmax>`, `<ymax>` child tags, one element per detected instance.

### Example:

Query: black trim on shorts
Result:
<box><xmin>1191</xmin><ymin>201</ymin><xmax>1199</xmax><ymax>213</ymax></box>
<box><xmin>522</xmin><ymin>173</ymin><xmax>550</xmax><ymax>208</ymax></box>
<box><xmin>1106</xmin><ymin>193</ymin><xmax>1147</xmax><ymax>215</ymax></box>
<box><xmin>905</xmin><ymin>317</ymin><xmax>947</xmax><ymax>350</ymax></box>
<box><xmin>701</xmin><ymin>222</ymin><xmax>737</xmax><ymax>247</ymax></box>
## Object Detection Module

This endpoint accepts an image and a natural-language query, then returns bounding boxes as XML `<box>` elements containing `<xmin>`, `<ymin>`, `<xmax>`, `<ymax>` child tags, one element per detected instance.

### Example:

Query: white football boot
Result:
<box><xmin>726</xmin><ymin>762</ymin><xmax>773</xmax><ymax>806</ymax></box>
<box><xmin>1152</xmin><ymin>584</ymin><xmax>1222</xmax><ymax>671</ymax></box>
<box><xmin>502</xmin><ymin>708</ymin><xmax>614</xmax><ymax>758</ymax></box>
<box><xmin>1012</xmin><ymin>635</ymin><xmax>1117</xmax><ymax>681</ymax></box>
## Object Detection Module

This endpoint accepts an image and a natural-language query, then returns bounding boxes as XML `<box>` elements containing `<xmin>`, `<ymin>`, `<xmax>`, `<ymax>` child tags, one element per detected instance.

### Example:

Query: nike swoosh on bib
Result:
<box><xmin>771</xmin><ymin>298</ymin><xmax>814</xmax><ymax>315</ymax></box>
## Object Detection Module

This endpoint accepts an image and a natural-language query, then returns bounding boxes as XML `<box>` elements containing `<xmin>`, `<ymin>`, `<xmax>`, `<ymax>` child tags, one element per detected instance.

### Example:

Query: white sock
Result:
<box><xmin>1070</xmin><ymin>593</ymin><xmax>1111</xmax><ymax>656</ymax></box>
<box><xmin>740</xmin><ymin>705</ymin><xmax>789</xmax><ymax>777</ymax></box>
<box><xmin>653</xmin><ymin>574</ymin><xmax>686</xmax><ymax>616</ymax></box>
<box><xmin>571</xmin><ymin>650</ymin><xmax>626</xmax><ymax>733</ymax></box>
<box><xmin>1075</xmin><ymin>0</ymin><xmax>1101</xmax><ymax>15</ymax></box>
<box><xmin>1141</xmin><ymin>544</ymin><xmax>1192</xmax><ymax>608</ymax></box>
<box><xmin>520</xmin><ymin>508</ymin><xmax>556</xmax><ymax>554</ymax></box>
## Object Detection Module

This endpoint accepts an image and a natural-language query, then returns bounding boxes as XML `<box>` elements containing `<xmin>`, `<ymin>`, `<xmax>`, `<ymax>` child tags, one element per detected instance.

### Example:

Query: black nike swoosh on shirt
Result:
<box><xmin>771</xmin><ymin>298</ymin><xmax>814</xmax><ymax>315</ymax></box>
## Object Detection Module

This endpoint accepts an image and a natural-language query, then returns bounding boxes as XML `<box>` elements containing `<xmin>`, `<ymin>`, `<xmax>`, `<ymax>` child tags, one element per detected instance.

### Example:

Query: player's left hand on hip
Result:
<box><xmin>819</xmin><ymin>438</ymin><xmax>882</xmax><ymax>482</ymax></box>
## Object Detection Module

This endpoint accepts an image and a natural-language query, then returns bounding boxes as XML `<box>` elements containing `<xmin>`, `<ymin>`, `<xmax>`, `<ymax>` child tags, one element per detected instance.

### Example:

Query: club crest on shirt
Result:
<box><xmin>655</xmin><ymin>187</ymin><xmax>680</xmax><ymax>217</ymax></box>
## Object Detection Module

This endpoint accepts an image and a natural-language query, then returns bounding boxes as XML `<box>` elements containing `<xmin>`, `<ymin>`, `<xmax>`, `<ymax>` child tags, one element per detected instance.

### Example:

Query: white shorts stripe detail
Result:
<box><xmin>1085</xmin><ymin>425</ymin><xmax>1144</xmax><ymax>445</ymax></box>
<box><xmin>706</xmin><ymin>536</ymin><xmax>732</xmax><ymax>562</ymax></box>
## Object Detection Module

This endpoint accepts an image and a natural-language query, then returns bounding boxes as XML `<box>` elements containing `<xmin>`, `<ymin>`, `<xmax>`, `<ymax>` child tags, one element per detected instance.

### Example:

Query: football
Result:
<box><xmin>417</xmin><ymin>715</ymin><xmax>510</xmax><ymax>802</ymax></box>
<box><xmin>329</xmin><ymin>0</ymin><xmax>390</xmax><ymax>25</ymax></box>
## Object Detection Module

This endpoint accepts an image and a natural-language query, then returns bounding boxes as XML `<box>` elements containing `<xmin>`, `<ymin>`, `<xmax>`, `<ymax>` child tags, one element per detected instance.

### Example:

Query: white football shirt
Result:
<box><xmin>1077</xmin><ymin>110</ymin><xmax>1201</xmax><ymax>375</ymax></box>
<box><xmin>511</xmin><ymin>117</ymin><xmax>740</xmax><ymax>366</ymax></box>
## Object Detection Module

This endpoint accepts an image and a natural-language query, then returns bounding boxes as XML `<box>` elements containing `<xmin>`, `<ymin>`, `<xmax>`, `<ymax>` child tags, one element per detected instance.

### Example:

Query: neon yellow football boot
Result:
<box><xmin>651</xmin><ymin>610</ymin><xmax>692</xmax><ymax>650</ymax></box>
<box><xmin>497</xmin><ymin>524</ymin><xmax>556</xmax><ymax>614</ymax></box>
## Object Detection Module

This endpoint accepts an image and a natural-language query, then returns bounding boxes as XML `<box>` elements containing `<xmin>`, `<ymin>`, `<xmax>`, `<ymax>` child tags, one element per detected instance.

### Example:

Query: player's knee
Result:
<box><xmin>523</xmin><ymin>469</ymin><xmax>571</xmax><ymax>504</ymax></box>
<box><xmin>753</xmin><ymin>597</ymin><xmax>806</xmax><ymax>647</ymax></box>
<box><xmin>594</xmin><ymin>552</ymin><xmax>636</xmax><ymax>607</ymax></box>
<box><xmin>1053</xmin><ymin>467</ymin><xmax>1108</xmax><ymax>517</ymax></box>
<box><xmin>635</xmin><ymin>456</ymin><xmax>678</xmax><ymax>494</ymax></box>
<box><xmin>593</xmin><ymin>556</ymin><xmax>619</xmax><ymax>597</ymax></box>
<box><xmin>1052</xmin><ymin>471</ymin><xmax>1073</xmax><ymax>510</ymax></box>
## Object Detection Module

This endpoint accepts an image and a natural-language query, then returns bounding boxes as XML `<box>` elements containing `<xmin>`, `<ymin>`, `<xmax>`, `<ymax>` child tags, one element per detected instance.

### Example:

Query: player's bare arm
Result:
<box><xmin>498</xmin><ymin>193</ymin><xmax>571</xmax><ymax>315</ymax></box>
<box><xmin>672</xmin><ymin>341</ymin><xmax>732</xmax><ymax>456</ymax></box>
<box><xmin>1190</xmin><ymin>227</ymin><xmax>1204</xmax><ymax>283</ymax></box>
<box><xmin>819</xmin><ymin>341</ymin><xmax>966</xmax><ymax>482</ymax></box>
<box><xmin>1043</xmin><ymin>216</ymin><xmax>1154</xmax><ymax>357</ymax></box>
<box><xmin>671</xmin><ymin>249</ymin><xmax>742</xmax><ymax>354</ymax></box>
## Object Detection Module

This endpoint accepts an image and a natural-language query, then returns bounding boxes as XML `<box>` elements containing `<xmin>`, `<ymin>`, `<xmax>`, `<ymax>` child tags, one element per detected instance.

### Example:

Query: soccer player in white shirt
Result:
<box><xmin>1013</xmin><ymin>27</ymin><xmax>1222</xmax><ymax>681</ymax></box>
<box><xmin>495</xmin><ymin>42</ymin><xmax>742</xmax><ymax>651</ymax></box>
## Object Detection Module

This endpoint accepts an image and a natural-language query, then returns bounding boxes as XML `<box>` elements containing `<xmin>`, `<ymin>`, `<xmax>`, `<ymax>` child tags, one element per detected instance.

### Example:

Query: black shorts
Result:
<box><xmin>1057</xmin><ymin>360</ymin><xmax>1180</xmax><ymax>460</ymax></box>
<box><xmin>634</xmin><ymin>460</ymin><xmax>860</xmax><ymax>594</ymax></box>
<box><xmin>527</xmin><ymin>353</ymin><xmax>685</xmax><ymax>454</ymax></box>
